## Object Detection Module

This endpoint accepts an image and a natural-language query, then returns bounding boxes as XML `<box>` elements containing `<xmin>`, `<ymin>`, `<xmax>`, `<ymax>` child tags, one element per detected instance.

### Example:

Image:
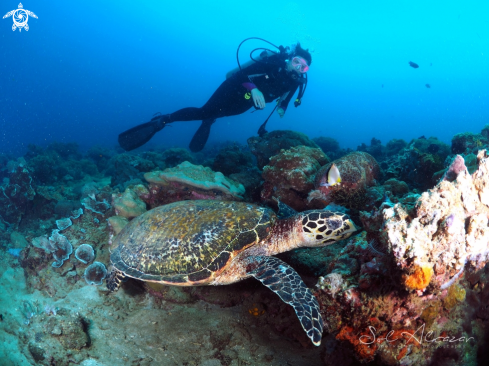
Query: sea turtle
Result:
<box><xmin>108</xmin><ymin>199</ymin><xmax>357</xmax><ymax>346</ymax></box>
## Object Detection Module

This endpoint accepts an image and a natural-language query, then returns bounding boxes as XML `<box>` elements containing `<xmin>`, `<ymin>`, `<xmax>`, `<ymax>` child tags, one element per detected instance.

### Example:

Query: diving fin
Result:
<box><xmin>258</xmin><ymin>120</ymin><xmax>268</xmax><ymax>137</ymax></box>
<box><xmin>118</xmin><ymin>116</ymin><xmax>166</xmax><ymax>151</ymax></box>
<box><xmin>189</xmin><ymin>118</ymin><xmax>216</xmax><ymax>152</ymax></box>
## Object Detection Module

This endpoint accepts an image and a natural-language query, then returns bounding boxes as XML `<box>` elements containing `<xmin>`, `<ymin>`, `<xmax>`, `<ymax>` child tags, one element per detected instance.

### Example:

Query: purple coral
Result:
<box><xmin>445</xmin><ymin>213</ymin><xmax>455</xmax><ymax>228</ymax></box>
<box><xmin>84</xmin><ymin>262</ymin><xmax>107</xmax><ymax>285</ymax></box>
<box><xmin>82</xmin><ymin>197</ymin><xmax>110</xmax><ymax>214</ymax></box>
<box><xmin>441</xmin><ymin>155</ymin><xmax>467</xmax><ymax>182</ymax></box>
<box><xmin>44</xmin><ymin>304</ymin><xmax>57</xmax><ymax>316</ymax></box>
<box><xmin>56</xmin><ymin>217</ymin><xmax>72</xmax><ymax>231</ymax></box>
<box><xmin>75</xmin><ymin>244</ymin><xmax>95</xmax><ymax>264</ymax></box>
<box><xmin>48</xmin><ymin>230</ymin><xmax>73</xmax><ymax>268</ymax></box>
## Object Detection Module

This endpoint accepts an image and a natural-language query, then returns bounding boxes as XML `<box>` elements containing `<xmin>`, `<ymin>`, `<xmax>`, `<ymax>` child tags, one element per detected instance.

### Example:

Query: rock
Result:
<box><xmin>310</xmin><ymin>152</ymin><xmax>380</xmax><ymax>209</ymax></box>
<box><xmin>113</xmin><ymin>187</ymin><xmax>147</xmax><ymax>219</ymax></box>
<box><xmin>144</xmin><ymin>161</ymin><xmax>245</xmax><ymax>207</ymax></box>
<box><xmin>261</xmin><ymin>146</ymin><xmax>329</xmax><ymax>211</ymax></box>
<box><xmin>247</xmin><ymin>130</ymin><xmax>320</xmax><ymax>169</ymax></box>
<box><xmin>107</xmin><ymin>216</ymin><xmax>129</xmax><ymax>235</ymax></box>
<box><xmin>10</xmin><ymin>231</ymin><xmax>29</xmax><ymax>248</ymax></box>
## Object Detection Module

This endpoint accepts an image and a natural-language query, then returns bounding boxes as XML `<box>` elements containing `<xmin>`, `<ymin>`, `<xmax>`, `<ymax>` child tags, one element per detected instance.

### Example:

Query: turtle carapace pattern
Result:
<box><xmin>109</xmin><ymin>200</ymin><xmax>357</xmax><ymax>346</ymax></box>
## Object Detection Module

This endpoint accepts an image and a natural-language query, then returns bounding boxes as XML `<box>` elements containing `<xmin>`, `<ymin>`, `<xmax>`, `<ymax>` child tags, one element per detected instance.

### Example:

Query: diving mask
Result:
<box><xmin>291</xmin><ymin>57</ymin><xmax>309</xmax><ymax>73</ymax></box>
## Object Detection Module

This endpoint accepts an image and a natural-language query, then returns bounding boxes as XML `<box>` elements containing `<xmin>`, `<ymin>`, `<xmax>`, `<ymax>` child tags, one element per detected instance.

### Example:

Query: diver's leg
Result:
<box><xmin>180</xmin><ymin>80</ymin><xmax>254</xmax><ymax>151</ymax></box>
<box><xmin>147</xmin><ymin>79</ymin><xmax>254</xmax><ymax>152</ymax></box>
<box><xmin>162</xmin><ymin>78</ymin><xmax>254</xmax><ymax>122</ymax></box>
<box><xmin>188</xmin><ymin>118</ymin><xmax>216</xmax><ymax>152</ymax></box>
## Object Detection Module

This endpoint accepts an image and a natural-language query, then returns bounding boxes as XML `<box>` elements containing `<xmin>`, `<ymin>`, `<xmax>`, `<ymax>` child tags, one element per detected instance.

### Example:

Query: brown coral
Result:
<box><xmin>309</xmin><ymin>151</ymin><xmax>380</xmax><ymax>209</ymax></box>
<box><xmin>144</xmin><ymin>161</ymin><xmax>245</xmax><ymax>208</ymax></box>
<box><xmin>261</xmin><ymin>145</ymin><xmax>329</xmax><ymax>211</ymax></box>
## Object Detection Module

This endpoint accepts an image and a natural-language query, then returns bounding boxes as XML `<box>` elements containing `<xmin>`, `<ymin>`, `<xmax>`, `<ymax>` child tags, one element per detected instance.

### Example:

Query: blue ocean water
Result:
<box><xmin>1</xmin><ymin>0</ymin><xmax>488</xmax><ymax>155</ymax></box>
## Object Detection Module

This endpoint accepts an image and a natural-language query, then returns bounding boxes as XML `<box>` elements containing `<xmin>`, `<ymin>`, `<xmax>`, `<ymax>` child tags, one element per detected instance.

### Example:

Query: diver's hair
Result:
<box><xmin>291</xmin><ymin>42</ymin><xmax>312</xmax><ymax>65</ymax></box>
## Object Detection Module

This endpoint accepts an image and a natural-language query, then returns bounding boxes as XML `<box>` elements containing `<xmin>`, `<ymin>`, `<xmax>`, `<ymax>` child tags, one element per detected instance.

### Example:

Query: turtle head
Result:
<box><xmin>298</xmin><ymin>210</ymin><xmax>357</xmax><ymax>247</ymax></box>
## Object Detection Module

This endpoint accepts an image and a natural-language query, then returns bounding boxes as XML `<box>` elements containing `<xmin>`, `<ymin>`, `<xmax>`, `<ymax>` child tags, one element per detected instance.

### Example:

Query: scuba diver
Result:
<box><xmin>118</xmin><ymin>38</ymin><xmax>312</xmax><ymax>152</ymax></box>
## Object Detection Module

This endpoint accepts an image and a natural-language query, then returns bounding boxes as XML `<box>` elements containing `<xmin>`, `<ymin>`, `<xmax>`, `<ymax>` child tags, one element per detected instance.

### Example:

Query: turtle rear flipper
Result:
<box><xmin>106</xmin><ymin>268</ymin><xmax>126</xmax><ymax>292</ymax></box>
<box><xmin>246</xmin><ymin>256</ymin><xmax>324</xmax><ymax>346</ymax></box>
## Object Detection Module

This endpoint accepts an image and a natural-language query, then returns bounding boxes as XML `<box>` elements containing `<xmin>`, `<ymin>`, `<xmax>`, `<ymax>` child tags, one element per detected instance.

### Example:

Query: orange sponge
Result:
<box><xmin>404</xmin><ymin>265</ymin><xmax>433</xmax><ymax>290</ymax></box>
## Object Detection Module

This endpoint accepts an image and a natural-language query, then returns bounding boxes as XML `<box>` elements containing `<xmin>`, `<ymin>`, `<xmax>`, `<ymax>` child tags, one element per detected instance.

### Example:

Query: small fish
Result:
<box><xmin>425</xmin><ymin>84</ymin><xmax>431</xmax><ymax>88</ymax></box>
<box><xmin>409</xmin><ymin>61</ymin><xmax>419</xmax><ymax>68</ymax></box>
<box><xmin>320</xmin><ymin>163</ymin><xmax>341</xmax><ymax>188</ymax></box>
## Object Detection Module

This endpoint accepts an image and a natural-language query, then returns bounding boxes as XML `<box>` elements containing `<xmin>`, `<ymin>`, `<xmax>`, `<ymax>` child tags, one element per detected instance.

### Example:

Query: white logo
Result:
<box><xmin>3</xmin><ymin>3</ymin><xmax>37</xmax><ymax>32</ymax></box>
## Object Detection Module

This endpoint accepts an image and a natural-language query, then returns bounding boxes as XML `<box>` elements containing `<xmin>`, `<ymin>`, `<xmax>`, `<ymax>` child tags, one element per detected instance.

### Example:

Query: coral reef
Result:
<box><xmin>49</xmin><ymin>230</ymin><xmax>74</xmax><ymax>268</ymax></box>
<box><xmin>247</xmin><ymin>130</ymin><xmax>320</xmax><ymax>169</ymax></box>
<box><xmin>141</xmin><ymin>148</ymin><xmax>195</xmax><ymax>170</ymax></box>
<box><xmin>313</xmin><ymin>136</ymin><xmax>340</xmax><ymax>152</ymax></box>
<box><xmin>385</xmin><ymin>138</ymin><xmax>407</xmax><ymax>156</ymax></box>
<box><xmin>105</xmin><ymin>153</ymin><xmax>155</xmax><ymax>188</ymax></box>
<box><xmin>25</xmin><ymin>142</ymin><xmax>98</xmax><ymax>184</ymax></box>
<box><xmin>75</xmin><ymin>244</ymin><xmax>95</xmax><ymax>264</ymax></box>
<box><xmin>107</xmin><ymin>215</ymin><xmax>129</xmax><ymax>236</ymax></box>
<box><xmin>383</xmin><ymin>136</ymin><xmax>451</xmax><ymax>190</ymax></box>
<box><xmin>23</xmin><ymin>306</ymin><xmax>91</xmax><ymax>363</ymax></box>
<box><xmin>144</xmin><ymin>161</ymin><xmax>245</xmax><ymax>207</ymax></box>
<box><xmin>381</xmin><ymin>151</ymin><xmax>489</xmax><ymax>291</ymax></box>
<box><xmin>160</xmin><ymin>147</ymin><xmax>194</xmax><ymax>167</ymax></box>
<box><xmin>84</xmin><ymin>261</ymin><xmax>107</xmax><ymax>285</ymax></box>
<box><xmin>452</xmin><ymin>132</ymin><xmax>487</xmax><ymax>154</ymax></box>
<box><xmin>112</xmin><ymin>187</ymin><xmax>147</xmax><ymax>219</ymax></box>
<box><xmin>261</xmin><ymin>145</ymin><xmax>329</xmax><ymax>211</ymax></box>
<box><xmin>82</xmin><ymin>196</ymin><xmax>111</xmax><ymax>215</ymax></box>
<box><xmin>309</xmin><ymin>151</ymin><xmax>380</xmax><ymax>209</ymax></box>
<box><xmin>357</xmin><ymin>137</ymin><xmax>384</xmax><ymax>160</ymax></box>
<box><xmin>3</xmin><ymin>130</ymin><xmax>489</xmax><ymax>366</ymax></box>
<box><xmin>0</xmin><ymin>164</ymin><xmax>36</xmax><ymax>227</ymax></box>
<box><xmin>212</xmin><ymin>144</ymin><xmax>254</xmax><ymax>175</ymax></box>
<box><xmin>87</xmin><ymin>145</ymin><xmax>116</xmax><ymax>171</ymax></box>
<box><xmin>382</xmin><ymin>178</ymin><xmax>409</xmax><ymax>197</ymax></box>
<box><xmin>228</xmin><ymin>167</ymin><xmax>263</xmax><ymax>202</ymax></box>
<box><xmin>55</xmin><ymin>217</ymin><xmax>72</xmax><ymax>230</ymax></box>
<box><xmin>303</xmin><ymin>151</ymin><xmax>489</xmax><ymax>364</ymax></box>
<box><xmin>32</xmin><ymin>230</ymin><xmax>74</xmax><ymax>268</ymax></box>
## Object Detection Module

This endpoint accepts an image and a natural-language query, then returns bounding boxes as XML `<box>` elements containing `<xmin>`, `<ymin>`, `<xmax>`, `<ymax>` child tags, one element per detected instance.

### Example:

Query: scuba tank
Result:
<box><xmin>225</xmin><ymin>49</ymin><xmax>276</xmax><ymax>79</ymax></box>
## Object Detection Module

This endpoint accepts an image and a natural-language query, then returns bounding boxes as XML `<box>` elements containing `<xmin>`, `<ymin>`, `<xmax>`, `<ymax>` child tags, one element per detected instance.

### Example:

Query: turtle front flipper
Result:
<box><xmin>106</xmin><ymin>268</ymin><xmax>126</xmax><ymax>292</ymax></box>
<box><xmin>246</xmin><ymin>256</ymin><xmax>324</xmax><ymax>346</ymax></box>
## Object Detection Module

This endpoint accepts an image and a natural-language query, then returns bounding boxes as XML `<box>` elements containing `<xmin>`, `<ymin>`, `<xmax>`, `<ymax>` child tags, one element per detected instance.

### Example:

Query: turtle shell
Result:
<box><xmin>110</xmin><ymin>200</ymin><xmax>276</xmax><ymax>285</ymax></box>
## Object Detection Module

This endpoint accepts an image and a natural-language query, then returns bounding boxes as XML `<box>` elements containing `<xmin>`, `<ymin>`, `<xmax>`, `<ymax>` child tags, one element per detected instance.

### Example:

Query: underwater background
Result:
<box><xmin>1</xmin><ymin>0</ymin><xmax>488</xmax><ymax>155</ymax></box>
<box><xmin>2</xmin><ymin>1</ymin><xmax>489</xmax><ymax>365</ymax></box>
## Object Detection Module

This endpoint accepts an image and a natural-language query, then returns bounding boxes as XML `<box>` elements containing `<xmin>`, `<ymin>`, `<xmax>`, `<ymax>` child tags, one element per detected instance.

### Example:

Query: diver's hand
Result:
<box><xmin>251</xmin><ymin>89</ymin><xmax>265</xmax><ymax>109</ymax></box>
<box><xmin>277</xmin><ymin>107</ymin><xmax>285</xmax><ymax>117</ymax></box>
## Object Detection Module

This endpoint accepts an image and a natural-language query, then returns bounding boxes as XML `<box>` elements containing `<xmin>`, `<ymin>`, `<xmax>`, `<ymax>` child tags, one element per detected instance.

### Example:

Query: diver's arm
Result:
<box><xmin>251</xmin><ymin>88</ymin><xmax>265</xmax><ymax>109</ymax></box>
<box><xmin>230</xmin><ymin>62</ymin><xmax>273</xmax><ymax>109</ymax></box>
<box><xmin>242</xmin><ymin>82</ymin><xmax>265</xmax><ymax>109</ymax></box>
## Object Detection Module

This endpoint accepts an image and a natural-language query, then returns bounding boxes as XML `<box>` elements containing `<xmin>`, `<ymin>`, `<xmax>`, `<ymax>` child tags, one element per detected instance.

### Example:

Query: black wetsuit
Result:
<box><xmin>118</xmin><ymin>52</ymin><xmax>306</xmax><ymax>152</ymax></box>
<box><xmin>162</xmin><ymin>54</ymin><xmax>302</xmax><ymax>123</ymax></box>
